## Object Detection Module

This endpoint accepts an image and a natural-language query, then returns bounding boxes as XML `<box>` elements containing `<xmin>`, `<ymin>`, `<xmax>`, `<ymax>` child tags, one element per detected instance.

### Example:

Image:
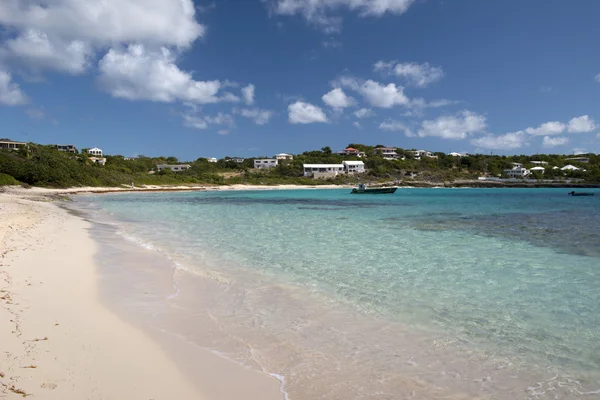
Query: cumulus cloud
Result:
<box><xmin>267</xmin><ymin>0</ymin><xmax>415</xmax><ymax>32</ymax></box>
<box><xmin>98</xmin><ymin>45</ymin><xmax>235</xmax><ymax>104</ymax></box>
<box><xmin>338</xmin><ymin>77</ymin><xmax>409</xmax><ymax>108</ymax></box>
<box><xmin>183</xmin><ymin>111</ymin><xmax>235</xmax><ymax>131</ymax></box>
<box><xmin>525</xmin><ymin>121</ymin><xmax>565</xmax><ymax>136</ymax></box>
<box><xmin>374</xmin><ymin>61</ymin><xmax>444</xmax><ymax>87</ymax></box>
<box><xmin>417</xmin><ymin>111</ymin><xmax>487</xmax><ymax>140</ymax></box>
<box><xmin>0</xmin><ymin>0</ymin><xmax>204</xmax><ymax>49</ymax></box>
<box><xmin>567</xmin><ymin>115</ymin><xmax>597</xmax><ymax>133</ymax></box>
<box><xmin>322</xmin><ymin>87</ymin><xmax>354</xmax><ymax>108</ymax></box>
<box><xmin>1</xmin><ymin>29</ymin><xmax>92</xmax><ymax>74</ymax></box>
<box><xmin>242</xmin><ymin>84</ymin><xmax>255</xmax><ymax>106</ymax></box>
<box><xmin>288</xmin><ymin>101</ymin><xmax>328</xmax><ymax>124</ymax></box>
<box><xmin>0</xmin><ymin>69</ymin><xmax>28</xmax><ymax>105</ymax></box>
<box><xmin>379</xmin><ymin>120</ymin><xmax>414</xmax><ymax>136</ymax></box>
<box><xmin>237</xmin><ymin>108</ymin><xmax>273</xmax><ymax>125</ymax></box>
<box><xmin>542</xmin><ymin>136</ymin><xmax>569</xmax><ymax>148</ymax></box>
<box><xmin>354</xmin><ymin>108</ymin><xmax>375</xmax><ymax>118</ymax></box>
<box><xmin>471</xmin><ymin>131</ymin><xmax>528</xmax><ymax>150</ymax></box>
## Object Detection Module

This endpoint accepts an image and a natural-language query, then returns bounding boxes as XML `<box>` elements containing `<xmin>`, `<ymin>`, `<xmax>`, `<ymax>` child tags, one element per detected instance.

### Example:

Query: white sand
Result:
<box><xmin>0</xmin><ymin>191</ymin><xmax>284</xmax><ymax>399</ymax></box>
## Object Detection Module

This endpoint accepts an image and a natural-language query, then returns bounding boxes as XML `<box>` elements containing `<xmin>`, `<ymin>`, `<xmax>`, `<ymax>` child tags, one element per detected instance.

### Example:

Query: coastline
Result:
<box><xmin>0</xmin><ymin>191</ymin><xmax>284</xmax><ymax>399</ymax></box>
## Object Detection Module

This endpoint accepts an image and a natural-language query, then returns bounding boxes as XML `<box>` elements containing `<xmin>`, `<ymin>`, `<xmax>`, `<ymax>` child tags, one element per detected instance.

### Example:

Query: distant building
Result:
<box><xmin>511</xmin><ymin>162</ymin><xmax>523</xmax><ymax>169</ymax></box>
<box><xmin>87</xmin><ymin>147</ymin><xmax>103</xmax><ymax>157</ymax></box>
<box><xmin>56</xmin><ymin>144</ymin><xmax>77</xmax><ymax>153</ymax></box>
<box><xmin>449</xmin><ymin>152</ymin><xmax>467</xmax><ymax>157</ymax></box>
<box><xmin>0</xmin><ymin>139</ymin><xmax>27</xmax><ymax>151</ymax></box>
<box><xmin>373</xmin><ymin>147</ymin><xmax>399</xmax><ymax>160</ymax></box>
<box><xmin>275</xmin><ymin>153</ymin><xmax>294</xmax><ymax>160</ymax></box>
<box><xmin>530</xmin><ymin>166</ymin><xmax>545</xmax><ymax>174</ymax></box>
<box><xmin>410</xmin><ymin>150</ymin><xmax>436</xmax><ymax>160</ymax></box>
<box><xmin>343</xmin><ymin>160</ymin><xmax>365</xmax><ymax>174</ymax></box>
<box><xmin>89</xmin><ymin>157</ymin><xmax>106</xmax><ymax>166</ymax></box>
<box><xmin>228</xmin><ymin>157</ymin><xmax>245</xmax><ymax>164</ymax></box>
<box><xmin>565</xmin><ymin>157</ymin><xmax>590</xmax><ymax>164</ymax></box>
<box><xmin>530</xmin><ymin>161</ymin><xmax>548</xmax><ymax>165</ymax></box>
<box><xmin>504</xmin><ymin>167</ymin><xmax>530</xmax><ymax>178</ymax></box>
<box><xmin>207</xmin><ymin>157</ymin><xmax>218</xmax><ymax>163</ymax></box>
<box><xmin>303</xmin><ymin>164</ymin><xmax>344</xmax><ymax>177</ymax></box>
<box><xmin>561</xmin><ymin>165</ymin><xmax>581</xmax><ymax>171</ymax></box>
<box><xmin>157</xmin><ymin>164</ymin><xmax>191</xmax><ymax>172</ymax></box>
<box><xmin>124</xmin><ymin>157</ymin><xmax>138</xmax><ymax>161</ymax></box>
<box><xmin>337</xmin><ymin>147</ymin><xmax>366</xmax><ymax>157</ymax></box>
<box><xmin>254</xmin><ymin>159</ymin><xmax>278</xmax><ymax>169</ymax></box>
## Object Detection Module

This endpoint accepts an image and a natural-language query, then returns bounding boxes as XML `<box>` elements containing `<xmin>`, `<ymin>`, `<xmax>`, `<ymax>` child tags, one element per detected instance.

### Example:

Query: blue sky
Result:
<box><xmin>1</xmin><ymin>0</ymin><xmax>599</xmax><ymax>160</ymax></box>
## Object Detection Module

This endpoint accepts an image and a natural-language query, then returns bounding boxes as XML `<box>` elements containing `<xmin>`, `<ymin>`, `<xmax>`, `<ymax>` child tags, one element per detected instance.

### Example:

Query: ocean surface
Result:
<box><xmin>72</xmin><ymin>188</ymin><xmax>600</xmax><ymax>399</ymax></box>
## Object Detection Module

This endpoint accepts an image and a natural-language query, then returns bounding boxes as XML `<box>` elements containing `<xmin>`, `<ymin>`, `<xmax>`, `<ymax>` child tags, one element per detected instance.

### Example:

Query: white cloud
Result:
<box><xmin>268</xmin><ymin>0</ymin><xmax>415</xmax><ymax>32</ymax></box>
<box><xmin>288</xmin><ymin>101</ymin><xmax>328</xmax><ymax>124</ymax></box>
<box><xmin>374</xmin><ymin>61</ymin><xmax>444</xmax><ymax>87</ymax></box>
<box><xmin>542</xmin><ymin>136</ymin><xmax>569</xmax><ymax>148</ymax></box>
<box><xmin>567</xmin><ymin>115</ymin><xmax>597</xmax><ymax>133</ymax></box>
<box><xmin>26</xmin><ymin>107</ymin><xmax>45</xmax><ymax>119</ymax></box>
<box><xmin>417</xmin><ymin>111</ymin><xmax>487</xmax><ymax>140</ymax></box>
<box><xmin>354</xmin><ymin>108</ymin><xmax>375</xmax><ymax>118</ymax></box>
<box><xmin>238</xmin><ymin>108</ymin><xmax>273</xmax><ymax>125</ymax></box>
<box><xmin>471</xmin><ymin>131</ymin><xmax>528</xmax><ymax>150</ymax></box>
<box><xmin>322</xmin><ymin>87</ymin><xmax>354</xmax><ymax>108</ymax></box>
<box><xmin>525</xmin><ymin>121</ymin><xmax>565</xmax><ymax>136</ymax></box>
<box><xmin>242</xmin><ymin>84</ymin><xmax>255</xmax><ymax>106</ymax></box>
<box><xmin>1</xmin><ymin>29</ymin><xmax>92</xmax><ymax>74</ymax></box>
<box><xmin>352</xmin><ymin>121</ymin><xmax>361</xmax><ymax>129</ymax></box>
<box><xmin>322</xmin><ymin>37</ymin><xmax>342</xmax><ymax>48</ymax></box>
<box><xmin>183</xmin><ymin>111</ymin><xmax>235</xmax><ymax>130</ymax></box>
<box><xmin>339</xmin><ymin>77</ymin><xmax>409</xmax><ymax>108</ymax></box>
<box><xmin>98</xmin><ymin>45</ymin><xmax>234</xmax><ymax>104</ymax></box>
<box><xmin>379</xmin><ymin>120</ymin><xmax>414</xmax><ymax>137</ymax></box>
<box><xmin>0</xmin><ymin>0</ymin><xmax>204</xmax><ymax>49</ymax></box>
<box><xmin>0</xmin><ymin>69</ymin><xmax>28</xmax><ymax>105</ymax></box>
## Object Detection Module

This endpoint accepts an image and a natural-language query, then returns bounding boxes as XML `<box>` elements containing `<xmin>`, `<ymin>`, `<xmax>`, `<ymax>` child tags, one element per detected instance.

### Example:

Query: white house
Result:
<box><xmin>337</xmin><ymin>147</ymin><xmax>366</xmax><ymax>157</ymax></box>
<box><xmin>530</xmin><ymin>166</ymin><xmax>545</xmax><ymax>174</ymax></box>
<box><xmin>449</xmin><ymin>152</ymin><xmax>468</xmax><ymax>157</ymax></box>
<box><xmin>0</xmin><ymin>139</ymin><xmax>27</xmax><ymax>150</ymax></box>
<box><xmin>343</xmin><ymin>160</ymin><xmax>365</xmax><ymax>174</ymax></box>
<box><xmin>87</xmin><ymin>147</ymin><xmax>103</xmax><ymax>157</ymax></box>
<box><xmin>565</xmin><ymin>157</ymin><xmax>590</xmax><ymax>164</ymax></box>
<box><xmin>303</xmin><ymin>164</ymin><xmax>344</xmax><ymax>177</ymax></box>
<box><xmin>254</xmin><ymin>159</ymin><xmax>278</xmax><ymax>169</ymax></box>
<box><xmin>373</xmin><ymin>147</ymin><xmax>398</xmax><ymax>160</ymax></box>
<box><xmin>275</xmin><ymin>153</ymin><xmax>294</xmax><ymax>160</ymax></box>
<box><xmin>504</xmin><ymin>167</ymin><xmax>530</xmax><ymax>178</ymax></box>
<box><xmin>157</xmin><ymin>164</ymin><xmax>191</xmax><ymax>172</ymax></box>
<box><xmin>207</xmin><ymin>157</ymin><xmax>218</xmax><ymax>163</ymax></box>
<box><xmin>530</xmin><ymin>161</ymin><xmax>548</xmax><ymax>165</ymax></box>
<box><xmin>410</xmin><ymin>150</ymin><xmax>436</xmax><ymax>160</ymax></box>
<box><xmin>561</xmin><ymin>165</ymin><xmax>580</xmax><ymax>171</ymax></box>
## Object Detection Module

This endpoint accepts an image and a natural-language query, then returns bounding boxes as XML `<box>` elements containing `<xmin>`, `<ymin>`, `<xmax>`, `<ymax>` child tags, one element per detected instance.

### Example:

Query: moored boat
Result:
<box><xmin>351</xmin><ymin>184</ymin><xmax>397</xmax><ymax>194</ymax></box>
<box><xmin>568</xmin><ymin>191</ymin><xmax>595</xmax><ymax>197</ymax></box>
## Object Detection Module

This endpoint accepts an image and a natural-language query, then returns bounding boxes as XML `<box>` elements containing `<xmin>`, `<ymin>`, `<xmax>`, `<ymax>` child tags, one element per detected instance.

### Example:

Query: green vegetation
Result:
<box><xmin>0</xmin><ymin>142</ymin><xmax>599</xmax><ymax>188</ymax></box>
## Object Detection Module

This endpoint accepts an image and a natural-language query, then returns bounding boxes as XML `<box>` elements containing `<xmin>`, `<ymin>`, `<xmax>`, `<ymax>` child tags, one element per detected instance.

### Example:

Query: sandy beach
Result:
<box><xmin>0</xmin><ymin>188</ymin><xmax>284</xmax><ymax>399</ymax></box>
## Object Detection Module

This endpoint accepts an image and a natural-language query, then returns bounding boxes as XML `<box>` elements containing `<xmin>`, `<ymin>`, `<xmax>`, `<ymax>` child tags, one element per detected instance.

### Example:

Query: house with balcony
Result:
<box><xmin>410</xmin><ymin>150</ymin><xmax>436</xmax><ymax>160</ymax></box>
<box><xmin>343</xmin><ymin>160</ymin><xmax>365</xmax><ymax>174</ymax></box>
<box><xmin>275</xmin><ymin>153</ymin><xmax>294</xmax><ymax>161</ymax></box>
<box><xmin>254</xmin><ymin>159</ymin><xmax>278</xmax><ymax>169</ymax></box>
<box><xmin>0</xmin><ymin>139</ymin><xmax>27</xmax><ymax>151</ymax></box>
<box><xmin>337</xmin><ymin>147</ymin><xmax>366</xmax><ymax>157</ymax></box>
<box><xmin>504</xmin><ymin>166</ymin><xmax>530</xmax><ymax>178</ymax></box>
<box><xmin>87</xmin><ymin>147</ymin><xmax>103</xmax><ymax>157</ymax></box>
<box><xmin>157</xmin><ymin>164</ymin><xmax>191</xmax><ymax>172</ymax></box>
<box><xmin>373</xmin><ymin>147</ymin><xmax>400</xmax><ymax>160</ymax></box>
<box><xmin>56</xmin><ymin>144</ymin><xmax>78</xmax><ymax>153</ymax></box>
<box><xmin>303</xmin><ymin>164</ymin><xmax>345</xmax><ymax>177</ymax></box>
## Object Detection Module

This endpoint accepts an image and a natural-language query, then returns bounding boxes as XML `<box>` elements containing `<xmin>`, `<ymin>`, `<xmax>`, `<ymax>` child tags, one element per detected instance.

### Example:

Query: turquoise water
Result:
<box><xmin>76</xmin><ymin>188</ymin><xmax>600</xmax><ymax>399</ymax></box>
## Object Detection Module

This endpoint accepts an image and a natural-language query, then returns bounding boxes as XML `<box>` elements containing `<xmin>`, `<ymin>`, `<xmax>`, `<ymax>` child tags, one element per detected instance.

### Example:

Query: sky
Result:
<box><xmin>1</xmin><ymin>0</ymin><xmax>599</xmax><ymax>160</ymax></box>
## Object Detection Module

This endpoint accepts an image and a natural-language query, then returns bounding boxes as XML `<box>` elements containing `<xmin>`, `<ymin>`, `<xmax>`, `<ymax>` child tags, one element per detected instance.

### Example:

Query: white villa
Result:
<box><xmin>275</xmin><ymin>153</ymin><xmax>294</xmax><ymax>160</ymax></box>
<box><xmin>373</xmin><ymin>147</ymin><xmax>399</xmax><ymax>160</ymax></box>
<box><xmin>303</xmin><ymin>161</ymin><xmax>365</xmax><ymax>177</ymax></box>
<box><xmin>157</xmin><ymin>164</ymin><xmax>191</xmax><ymax>172</ymax></box>
<box><xmin>561</xmin><ymin>165</ymin><xmax>581</xmax><ymax>171</ymax></box>
<box><xmin>0</xmin><ymin>139</ymin><xmax>27</xmax><ymax>150</ymax></box>
<box><xmin>410</xmin><ymin>150</ymin><xmax>437</xmax><ymax>160</ymax></box>
<box><xmin>254</xmin><ymin>159</ymin><xmax>278</xmax><ymax>169</ymax></box>
<box><xmin>530</xmin><ymin>166</ymin><xmax>545</xmax><ymax>174</ymax></box>
<box><xmin>87</xmin><ymin>147</ymin><xmax>103</xmax><ymax>157</ymax></box>
<box><xmin>504</xmin><ymin>166</ymin><xmax>530</xmax><ymax>178</ymax></box>
<box><xmin>449</xmin><ymin>152</ymin><xmax>468</xmax><ymax>157</ymax></box>
<box><xmin>207</xmin><ymin>157</ymin><xmax>217</xmax><ymax>163</ymax></box>
<box><xmin>530</xmin><ymin>161</ymin><xmax>548</xmax><ymax>165</ymax></box>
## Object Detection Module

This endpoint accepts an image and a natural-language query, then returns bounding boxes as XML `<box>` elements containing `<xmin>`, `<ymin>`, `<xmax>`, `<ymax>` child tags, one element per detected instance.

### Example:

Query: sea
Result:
<box><xmin>70</xmin><ymin>188</ymin><xmax>600</xmax><ymax>400</ymax></box>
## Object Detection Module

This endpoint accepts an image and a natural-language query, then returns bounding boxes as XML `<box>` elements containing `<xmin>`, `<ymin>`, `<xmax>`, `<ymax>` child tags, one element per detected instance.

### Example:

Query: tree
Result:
<box><xmin>321</xmin><ymin>146</ymin><xmax>332</xmax><ymax>154</ymax></box>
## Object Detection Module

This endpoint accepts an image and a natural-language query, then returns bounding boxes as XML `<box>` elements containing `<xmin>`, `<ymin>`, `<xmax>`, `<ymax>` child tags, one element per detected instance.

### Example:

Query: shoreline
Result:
<box><xmin>0</xmin><ymin>192</ymin><xmax>284</xmax><ymax>399</ymax></box>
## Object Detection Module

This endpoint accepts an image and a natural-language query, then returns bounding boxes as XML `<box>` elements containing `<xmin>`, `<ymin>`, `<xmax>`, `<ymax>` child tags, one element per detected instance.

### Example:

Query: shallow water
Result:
<box><xmin>73</xmin><ymin>188</ymin><xmax>600</xmax><ymax>399</ymax></box>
